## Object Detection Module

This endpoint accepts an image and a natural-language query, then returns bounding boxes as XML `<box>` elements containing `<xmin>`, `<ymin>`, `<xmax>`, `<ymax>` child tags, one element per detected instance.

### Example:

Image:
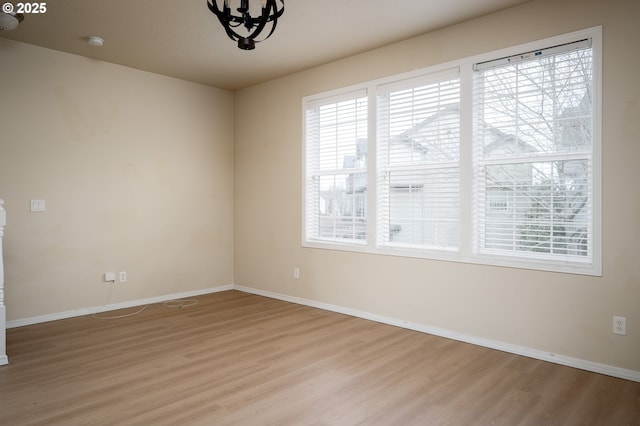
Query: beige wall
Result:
<box><xmin>234</xmin><ymin>0</ymin><xmax>640</xmax><ymax>372</ymax></box>
<box><xmin>0</xmin><ymin>40</ymin><xmax>234</xmax><ymax>319</ymax></box>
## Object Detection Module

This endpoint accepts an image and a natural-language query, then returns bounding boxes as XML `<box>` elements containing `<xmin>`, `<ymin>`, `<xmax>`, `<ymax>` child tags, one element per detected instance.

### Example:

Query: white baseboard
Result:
<box><xmin>0</xmin><ymin>355</ymin><xmax>7</xmax><ymax>365</ymax></box>
<box><xmin>6</xmin><ymin>283</ymin><xmax>638</xmax><ymax>382</ymax></box>
<box><xmin>234</xmin><ymin>285</ymin><xmax>640</xmax><ymax>383</ymax></box>
<box><xmin>6</xmin><ymin>284</ymin><xmax>234</xmax><ymax>329</ymax></box>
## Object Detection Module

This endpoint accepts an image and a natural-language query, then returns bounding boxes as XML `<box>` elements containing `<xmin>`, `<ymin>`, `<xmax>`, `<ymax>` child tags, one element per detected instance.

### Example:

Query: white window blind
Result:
<box><xmin>472</xmin><ymin>39</ymin><xmax>594</xmax><ymax>264</ymax></box>
<box><xmin>304</xmin><ymin>90</ymin><xmax>368</xmax><ymax>243</ymax></box>
<box><xmin>377</xmin><ymin>71</ymin><xmax>460</xmax><ymax>250</ymax></box>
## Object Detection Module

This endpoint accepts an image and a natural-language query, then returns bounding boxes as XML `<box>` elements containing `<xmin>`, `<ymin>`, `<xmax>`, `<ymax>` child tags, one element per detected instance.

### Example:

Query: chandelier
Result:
<box><xmin>207</xmin><ymin>0</ymin><xmax>284</xmax><ymax>50</ymax></box>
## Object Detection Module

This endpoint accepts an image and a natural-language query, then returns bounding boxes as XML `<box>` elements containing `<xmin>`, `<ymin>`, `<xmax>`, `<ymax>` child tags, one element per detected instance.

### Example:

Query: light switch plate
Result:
<box><xmin>30</xmin><ymin>199</ymin><xmax>46</xmax><ymax>212</ymax></box>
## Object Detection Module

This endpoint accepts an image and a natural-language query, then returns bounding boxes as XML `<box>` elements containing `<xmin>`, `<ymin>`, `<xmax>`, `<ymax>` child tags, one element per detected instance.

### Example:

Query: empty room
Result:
<box><xmin>0</xmin><ymin>0</ymin><xmax>639</xmax><ymax>424</ymax></box>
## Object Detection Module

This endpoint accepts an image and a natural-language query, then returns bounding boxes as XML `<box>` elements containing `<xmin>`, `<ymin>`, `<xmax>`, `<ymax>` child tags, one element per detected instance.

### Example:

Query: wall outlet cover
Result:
<box><xmin>613</xmin><ymin>316</ymin><xmax>627</xmax><ymax>336</ymax></box>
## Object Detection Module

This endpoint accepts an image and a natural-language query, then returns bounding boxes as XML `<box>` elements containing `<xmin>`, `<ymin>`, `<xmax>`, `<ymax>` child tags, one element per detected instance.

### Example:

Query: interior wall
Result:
<box><xmin>234</xmin><ymin>0</ymin><xmax>640</xmax><ymax>372</ymax></box>
<box><xmin>0</xmin><ymin>39</ymin><xmax>235</xmax><ymax>320</ymax></box>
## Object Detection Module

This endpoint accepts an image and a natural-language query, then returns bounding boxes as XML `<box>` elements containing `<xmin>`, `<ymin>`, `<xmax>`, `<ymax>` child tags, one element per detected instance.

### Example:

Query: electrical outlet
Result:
<box><xmin>293</xmin><ymin>267</ymin><xmax>300</xmax><ymax>279</ymax></box>
<box><xmin>119</xmin><ymin>271</ymin><xmax>127</xmax><ymax>283</ymax></box>
<box><xmin>104</xmin><ymin>272</ymin><xmax>116</xmax><ymax>283</ymax></box>
<box><xmin>613</xmin><ymin>316</ymin><xmax>627</xmax><ymax>335</ymax></box>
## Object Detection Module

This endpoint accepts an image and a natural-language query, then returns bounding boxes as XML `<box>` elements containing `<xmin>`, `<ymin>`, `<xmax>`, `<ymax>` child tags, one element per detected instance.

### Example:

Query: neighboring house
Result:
<box><xmin>477</xmin><ymin>123</ymin><xmax>538</xmax><ymax>252</ymax></box>
<box><xmin>384</xmin><ymin>105</ymin><xmax>460</xmax><ymax>248</ymax></box>
<box><xmin>317</xmin><ymin>138</ymin><xmax>367</xmax><ymax>241</ymax></box>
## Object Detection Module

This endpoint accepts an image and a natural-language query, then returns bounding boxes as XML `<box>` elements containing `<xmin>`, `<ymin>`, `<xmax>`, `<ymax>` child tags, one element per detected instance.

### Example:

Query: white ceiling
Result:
<box><xmin>0</xmin><ymin>0</ymin><xmax>531</xmax><ymax>90</ymax></box>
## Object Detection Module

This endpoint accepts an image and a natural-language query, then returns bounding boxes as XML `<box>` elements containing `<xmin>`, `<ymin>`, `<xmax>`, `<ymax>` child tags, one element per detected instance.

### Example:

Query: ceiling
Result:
<box><xmin>0</xmin><ymin>0</ymin><xmax>531</xmax><ymax>91</ymax></box>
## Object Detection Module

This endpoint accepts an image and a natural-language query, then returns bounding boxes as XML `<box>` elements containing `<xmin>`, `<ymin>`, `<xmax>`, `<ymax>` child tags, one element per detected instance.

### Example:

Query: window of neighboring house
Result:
<box><xmin>303</xmin><ymin>27</ymin><xmax>601</xmax><ymax>275</ymax></box>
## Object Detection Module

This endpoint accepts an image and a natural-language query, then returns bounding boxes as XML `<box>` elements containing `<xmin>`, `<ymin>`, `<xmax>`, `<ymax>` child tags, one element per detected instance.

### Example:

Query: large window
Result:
<box><xmin>303</xmin><ymin>28</ymin><xmax>601</xmax><ymax>275</ymax></box>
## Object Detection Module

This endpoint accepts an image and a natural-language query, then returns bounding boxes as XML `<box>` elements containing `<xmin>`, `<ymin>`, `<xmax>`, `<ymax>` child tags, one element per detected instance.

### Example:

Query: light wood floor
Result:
<box><xmin>1</xmin><ymin>291</ymin><xmax>638</xmax><ymax>425</ymax></box>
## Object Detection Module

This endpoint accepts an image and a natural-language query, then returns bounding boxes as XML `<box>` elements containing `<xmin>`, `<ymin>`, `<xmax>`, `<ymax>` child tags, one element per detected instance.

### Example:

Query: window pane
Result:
<box><xmin>383</xmin><ymin>169</ymin><xmax>459</xmax><ymax>249</ymax></box>
<box><xmin>316</xmin><ymin>174</ymin><xmax>367</xmax><ymax>241</ymax></box>
<box><xmin>474</xmin><ymin>40</ymin><xmax>594</xmax><ymax>265</ymax></box>
<box><xmin>476</xmin><ymin>46</ymin><xmax>592</xmax><ymax>158</ymax></box>
<box><xmin>317</xmin><ymin>99</ymin><xmax>368</xmax><ymax>171</ymax></box>
<box><xmin>378</xmin><ymin>75</ymin><xmax>461</xmax><ymax>250</ymax></box>
<box><xmin>482</xmin><ymin>160</ymin><xmax>590</xmax><ymax>258</ymax></box>
<box><xmin>305</xmin><ymin>93</ymin><xmax>368</xmax><ymax>244</ymax></box>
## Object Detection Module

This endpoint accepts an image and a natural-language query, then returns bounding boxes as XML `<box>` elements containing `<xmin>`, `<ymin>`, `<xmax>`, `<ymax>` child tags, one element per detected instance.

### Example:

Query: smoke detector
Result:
<box><xmin>87</xmin><ymin>36</ymin><xmax>104</xmax><ymax>47</ymax></box>
<box><xmin>0</xmin><ymin>12</ymin><xmax>24</xmax><ymax>31</ymax></box>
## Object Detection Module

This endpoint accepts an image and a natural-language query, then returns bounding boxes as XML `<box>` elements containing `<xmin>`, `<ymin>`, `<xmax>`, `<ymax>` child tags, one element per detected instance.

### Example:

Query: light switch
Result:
<box><xmin>30</xmin><ymin>199</ymin><xmax>46</xmax><ymax>212</ymax></box>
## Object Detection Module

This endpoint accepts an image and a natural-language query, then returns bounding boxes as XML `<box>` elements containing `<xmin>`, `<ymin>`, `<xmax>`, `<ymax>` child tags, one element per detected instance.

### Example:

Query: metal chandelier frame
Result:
<box><xmin>207</xmin><ymin>0</ymin><xmax>285</xmax><ymax>50</ymax></box>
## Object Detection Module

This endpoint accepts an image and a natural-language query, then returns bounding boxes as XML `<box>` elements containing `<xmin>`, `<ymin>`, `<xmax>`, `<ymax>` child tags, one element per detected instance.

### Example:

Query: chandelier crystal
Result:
<box><xmin>207</xmin><ymin>0</ymin><xmax>284</xmax><ymax>50</ymax></box>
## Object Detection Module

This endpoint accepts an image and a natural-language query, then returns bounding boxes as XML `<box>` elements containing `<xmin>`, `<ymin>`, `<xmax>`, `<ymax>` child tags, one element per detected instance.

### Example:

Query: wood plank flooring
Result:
<box><xmin>0</xmin><ymin>290</ymin><xmax>638</xmax><ymax>425</ymax></box>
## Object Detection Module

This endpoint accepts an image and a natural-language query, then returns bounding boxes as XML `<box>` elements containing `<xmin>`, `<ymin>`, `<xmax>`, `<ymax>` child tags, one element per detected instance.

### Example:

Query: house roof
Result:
<box><xmin>391</xmin><ymin>104</ymin><xmax>539</xmax><ymax>156</ymax></box>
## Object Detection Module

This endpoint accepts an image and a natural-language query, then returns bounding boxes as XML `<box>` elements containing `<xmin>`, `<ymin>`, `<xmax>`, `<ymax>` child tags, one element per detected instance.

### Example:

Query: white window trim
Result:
<box><xmin>302</xmin><ymin>26</ymin><xmax>602</xmax><ymax>276</ymax></box>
